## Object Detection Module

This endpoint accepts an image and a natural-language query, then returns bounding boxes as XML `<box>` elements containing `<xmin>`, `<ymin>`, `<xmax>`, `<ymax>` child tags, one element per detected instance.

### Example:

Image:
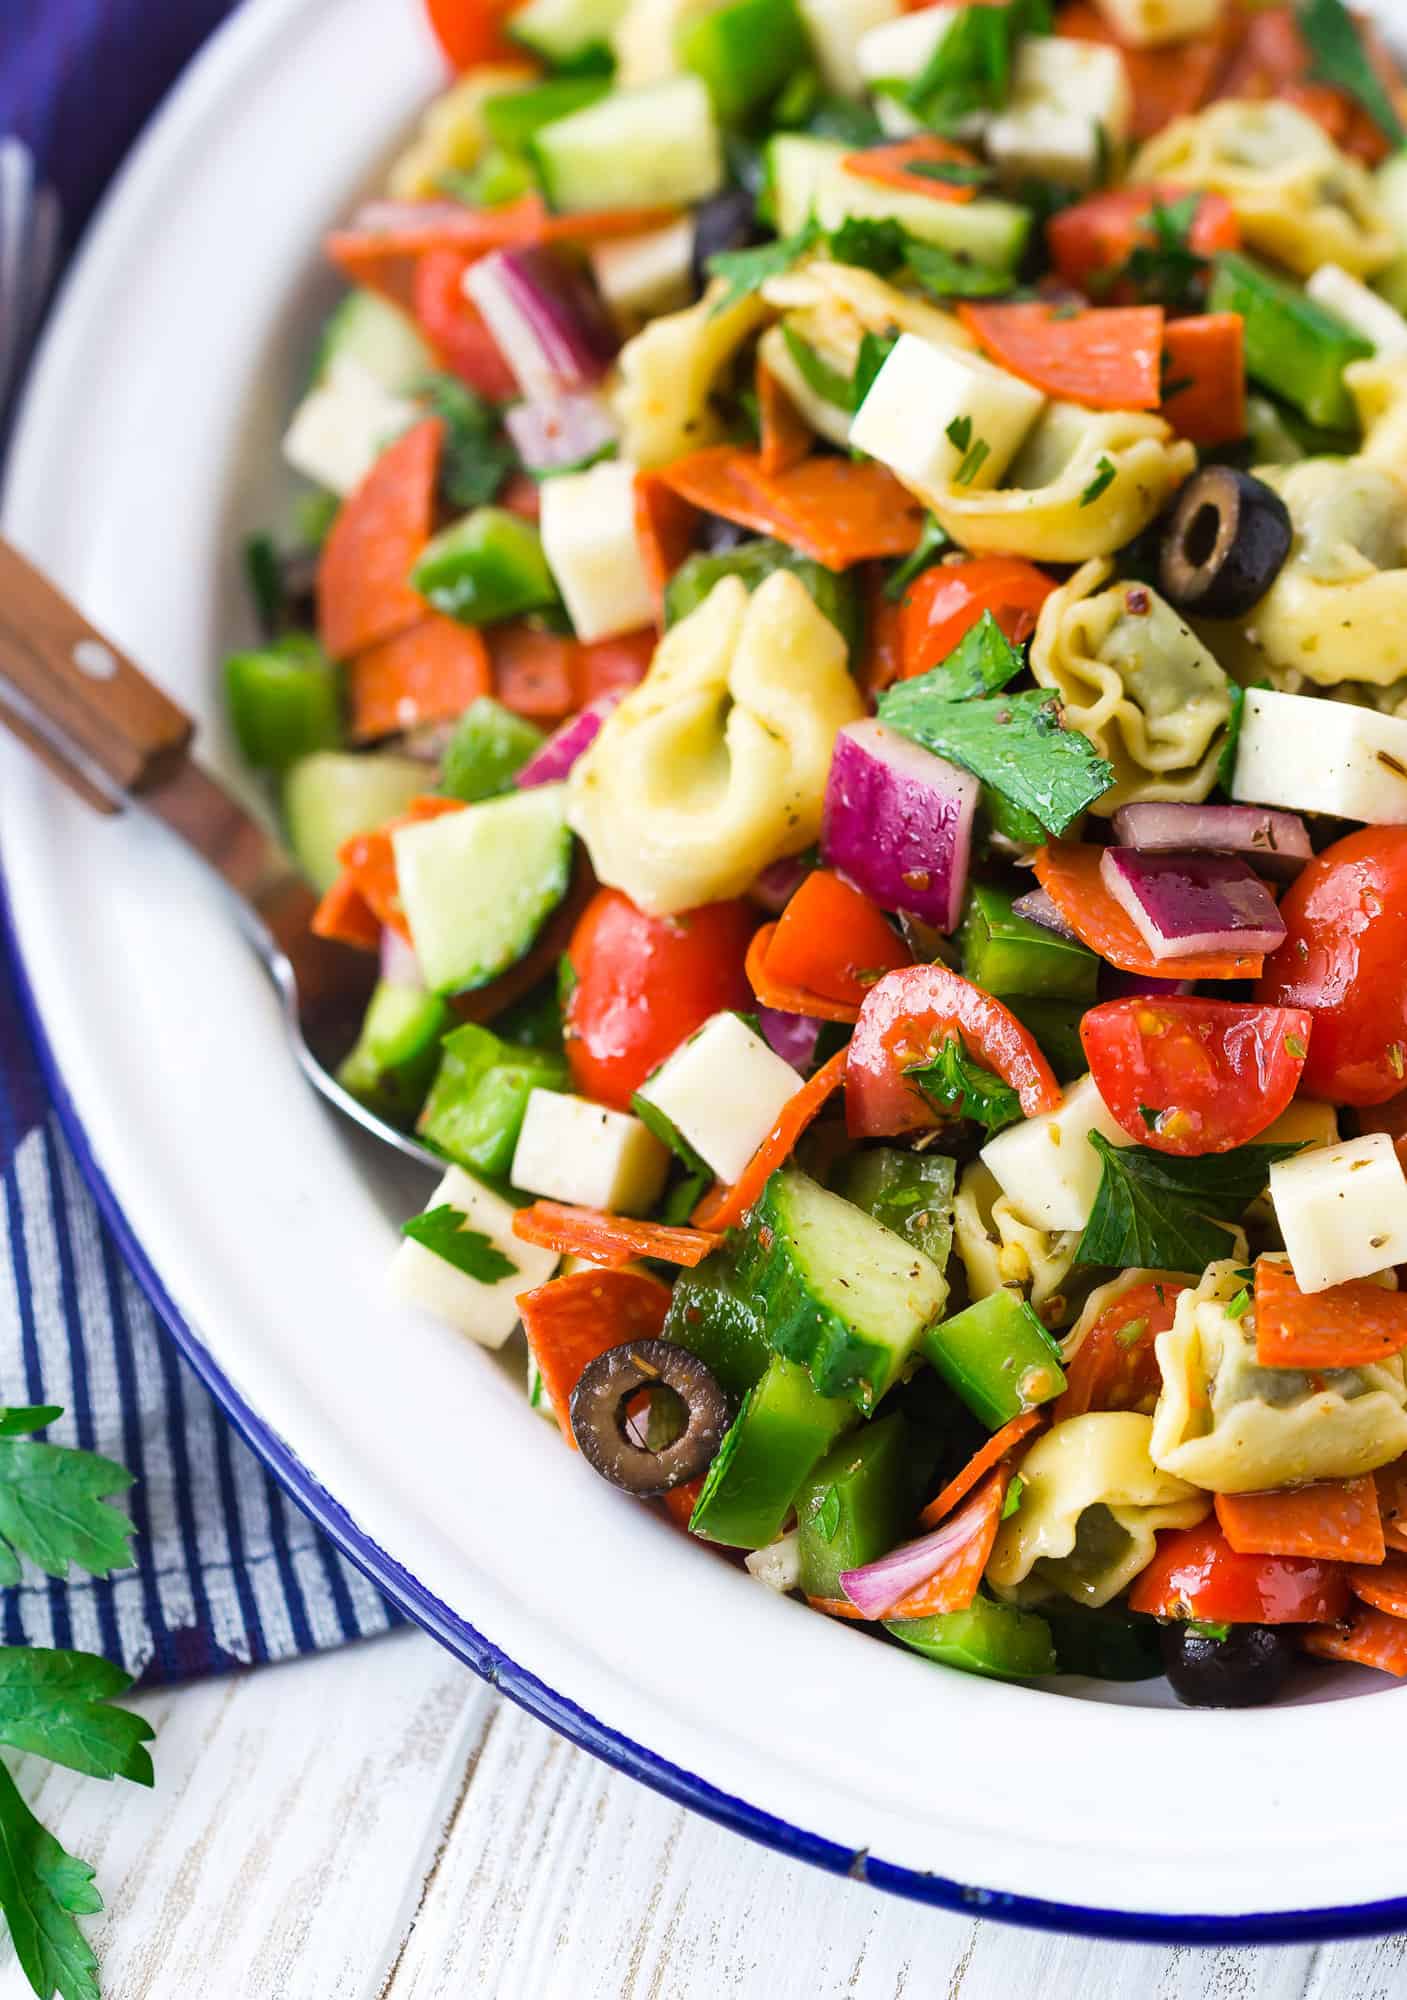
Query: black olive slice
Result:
<box><xmin>1159</xmin><ymin>1620</ymin><xmax>1296</xmax><ymax>1708</ymax></box>
<box><xmin>1158</xmin><ymin>467</ymin><xmax>1293</xmax><ymax>619</ymax></box>
<box><xmin>690</xmin><ymin>189</ymin><xmax>761</xmax><ymax>297</ymax></box>
<box><xmin>570</xmin><ymin>1338</ymin><xmax>729</xmax><ymax>1497</ymax></box>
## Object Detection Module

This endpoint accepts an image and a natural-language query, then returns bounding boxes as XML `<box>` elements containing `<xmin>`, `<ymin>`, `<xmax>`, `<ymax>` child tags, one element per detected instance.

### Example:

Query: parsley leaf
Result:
<box><xmin>780</xmin><ymin>324</ymin><xmax>855</xmax><ymax>408</ymax></box>
<box><xmin>631</xmin><ymin>1092</ymin><xmax>710</xmax><ymax>1176</ymax></box>
<box><xmin>1216</xmin><ymin>678</ymin><xmax>1245</xmax><ymax>795</ymax></box>
<box><xmin>902</xmin><ymin>0</ymin><xmax>1052</xmax><ymax>131</ymax></box>
<box><xmin>814</xmin><ymin>1485</ymin><xmax>842</xmax><ymax>1541</ymax></box>
<box><xmin>955</xmin><ymin>436</ymin><xmax>991</xmax><ymax>485</ymax></box>
<box><xmin>1076</xmin><ymin>1137</ymin><xmax>1306</xmax><ymax>1272</ymax></box>
<box><xmin>884</xmin><ymin>513</ymin><xmax>953</xmax><ymax>600</ymax></box>
<box><xmin>0</xmin><ymin>1762</ymin><xmax>103</xmax><ymax>2000</ymax></box>
<box><xmin>0</xmin><ymin>1410</ymin><xmax>61</xmax><ymax>1441</ymax></box>
<box><xmin>1186</xmin><ymin>1619</ymin><xmax>1231</xmax><ymax>1642</ymax></box>
<box><xmin>1115</xmin><ymin>194</ymin><xmax>1208</xmax><ymax>312</ymax></box>
<box><xmin>416</xmin><ymin>375</ymin><xmax>515</xmax><ymax>511</ymax></box>
<box><xmin>0</xmin><ymin>1650</ymin><xmax>154</xmax><ymax>1786</ymax></box>
<box><xmin>853</xmin><ymin>329</ymin><xmax>899</xmax><ymax>407</ymax></box>
<box><xmin>1297</xmin><ymin>0</ymin><xmax>1405</xmax><ymax>147</ymax></box>
<box><xmin>904</xmin><ymin>159</ymin><xmax>993</xmax><ymax>188</ymax></box>
<box><xmin>905</xmin><ymin>1031</ymin><xmax>1022</xmax><ymax>1134</ymax></box>
<box><xmin>826</xmin><ymin>216</ymin><xmax>909</xmax><ymax>275</ymax></box>
<box><xmin>1079</xmin><ymin>455</ymin><xmax>1117</xmax><ymax>507</ymax></box>
<box><xmin>708</xmin><ymin>220</ymin><xmax>821</xmax><ymax>315</ymax></box>
<box><xmin>402</xmin><ymin>1205</ymin><xmax>518</xmax><ymax>1282</ymax></box>
<box><xmin>1001</xmin><ymin>1473</ymin><xmax>1025</xmax><ymax>1520</ymax></box>
<box><xmin>0</xmin><ymin>1434</ymin><xmax>136</xmax><ymax>1583</ymax></box>
<box><xmin>660</xmin><ymin>1169</ymin><xmax>712</xmax><ymax>1226</ymax></box>
<box><xmin>905</xmin><ymin>241</ymin><xmax>1014</xmax><ymax>299</ymax></box>
<box><xmin>923</xmin><ymin>609</ymin><xmax>1026</xmax><ymax>698</ymax></box>
<box><xmin>242</xmin><ymin>533</ymin><xmax>283</xmax><ymax>638</ymax></box>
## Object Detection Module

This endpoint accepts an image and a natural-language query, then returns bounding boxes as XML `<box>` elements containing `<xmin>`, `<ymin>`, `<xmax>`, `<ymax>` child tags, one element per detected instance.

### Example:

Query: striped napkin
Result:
<box><xmin>0</xmin><ymin>1</ymin><xmax>402</xmax><ymax>1678</ymax></box>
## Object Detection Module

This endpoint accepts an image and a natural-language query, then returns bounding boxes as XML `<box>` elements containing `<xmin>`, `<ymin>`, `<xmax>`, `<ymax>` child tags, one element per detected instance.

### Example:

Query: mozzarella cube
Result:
<box><xmin>511</xmin><ymin>1089</ymin><xmax>671</xmax><ymax>1212</ymax></box>
<box><xmin>635</xmin><ymin>1011</ymin><xmax>804</xmax><ymax>1185</ymax></box>
<box><xmin>850</xmin><ymin>332</ymin><xmax>1045</xmax><ymax>504</ymax></box>
<box><xmin>590</xmin><ymin>218</ymin><xmax>695</xmax><ymax>326</ymax></box>
<box><xmin>539</xmin><ymin>458</ymin><xmax>656</xmax><ymax>643</ymax></box>
<box><xmin>980</xmin><ymin>1073</ymin><xmax>1131</xmax><ymax>1234</ymax></box>
<box><xmin>1232</xmin><ymin>687</ymin><xmax>1407</xmax><ymax>824</ymax></box>
<box><xmin>1089</xmin><ymin>0</ymin><xmax>1218</xmax><ymax>48</ymax></box>
<box><xmin>856</xmin><ymin>5</ymin><xmax>959</xmax><ymax>87</ymax></box>
<box><xmin>1306</xmin><ymin>264</ymin><xmax>1407</xmax><ymax>359</ymax></box>
<box><xmin>799</xmin><ymin>0</ymin><xmax>902</xmax><ymax>95</ymax></box>
<box><xmin>281</xmin><ymin>355</ymin><xmax>416</xmax><ymax>497</ymax></box>
<box><xmin>391</xmin><ymin>1166</ymin><xmax>558</xmax><ymax>1347</ymax></box>
<box><xmin>744</xmin><ymin>1530</ymin><xmax>802</xmax><ymax>1593</ymax></box>
<box><xmin>1270</xmin><ymin>1132</ymin><xmax>1407</xmax><ymax>1294</ymax></box>
<box><xmin>986</xmin><ymin>40</ymin><xmax>1131</xmax><ymax>189</ymax></box>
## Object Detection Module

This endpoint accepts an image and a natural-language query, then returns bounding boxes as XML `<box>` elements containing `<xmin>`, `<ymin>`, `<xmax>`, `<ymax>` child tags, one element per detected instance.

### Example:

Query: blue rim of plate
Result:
<box><xmin>4</xmin><ymin>875</ymin><xmax>1406</xmax><ymax>1947</ymax></box>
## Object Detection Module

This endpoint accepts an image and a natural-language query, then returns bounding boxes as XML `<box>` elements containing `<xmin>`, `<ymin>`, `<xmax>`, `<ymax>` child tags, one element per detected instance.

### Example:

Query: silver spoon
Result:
<box><xmin>0</xmin><ymin>531</ymin><xmax>447</xmax><ymax>1170</ymax></box>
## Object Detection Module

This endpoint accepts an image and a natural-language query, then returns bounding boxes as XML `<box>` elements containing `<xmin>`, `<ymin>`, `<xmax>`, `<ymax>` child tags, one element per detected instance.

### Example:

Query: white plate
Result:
<box><xmin>5</xmin><ymin>0</ymin><xmax>1407</xmax><ymax>1942</ymax></box>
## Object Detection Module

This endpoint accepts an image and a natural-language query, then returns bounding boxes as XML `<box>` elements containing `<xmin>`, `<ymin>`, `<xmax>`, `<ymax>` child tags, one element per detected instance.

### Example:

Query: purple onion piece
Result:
<box><xmin>752</xmin><ymin>854</ymin><xmax>813</xmax><ymax>915</ymax></box>
<box><xmin>464</xmin><ymin>246</ymin><xmax>616</xmax><ymax>401</ymax></box>
<box><xmin>757</xmin><ymin>1006</ymin><xmax>823</xmax><ymax>1073</ymax></box>
<box><xmin>1109</xmin><ymin>800</ymin><xmax>1310</xmax><ymax>881</ymax></box>
<box><xmin>839</xmin><ymin>1506</ymin><xmax>985</xmax><ymax>1621</ymax></box>
<box><xmin>1099</xmin><ymin>847</ymin><xmax>1287</xmax><ymax>959</ymax></box>
<box><xmin>1010</xmin><ymin>885</ymin><xmax>1079</xmax><ymax>941</ymax></box>
<box><xmin>516</xmin><ymin>693</ymin><xmax>623</xmax><ymax>789</ymax></box>
<box><xmin>504</xmin><ymin>391</ymin><xmax>619</xmax><ymax>473</ymax></box>
<box><xmin>821</xmin><ymin>719</ymin><xmax>979</xmax><ymax>933</ymax></box>
<box><xmin>380</xmin><ymin>926</ymin><xmax>425</xmax><ymax>991</ymax></box>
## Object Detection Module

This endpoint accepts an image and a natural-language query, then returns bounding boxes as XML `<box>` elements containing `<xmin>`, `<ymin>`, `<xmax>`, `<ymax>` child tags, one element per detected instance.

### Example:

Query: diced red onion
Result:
<box><xmin>516</xmin><ymin>693</ymin><xmax>623</xmax><ymax>789</ymax></box>
<box><xmin>463</xmin><ymin>247</ymin><xmax>617</xmax><ymax>402</ymax></box>
<box><xmin>758</xmin><ymin>1006</ymin><xmax>823</xmax><ymax>1072</ymax></box>
<box><xmin>380</xmin><ymin>927</ymin><xmax>424</xmax><ymax>991</ymax></box>
<box><xmin>1109</xmin><ymin>801</ymin><xmax>1310</xmax><ymax>881</ymax></box>
<box><xmin>504</xmin><ymin>391</ymin><xmax>619</xmax><ymax>473</ymax></box>
<box><xmin>1010</xmin><ymin>885</ymin><xmax>1078</xmax><ymax>940</ymax></box>
<box><xmin>1099</xmin><ymin>847</ymin><xmax>1287</xmax><ymax>960</ymax></box>
<box><xmin>751</xmin><ymin>855</ymin><xmax>813</xmax><ymax>915</ymax></box>
<box><xmin>821</xmin><ymin>719</ymin><xmax>978</xmax><ymax>933</ymax></box>
<box><xmin>839</xmin><ymin>1506</ymin><xmax>982</xmax><ymax>1621</ymax></box>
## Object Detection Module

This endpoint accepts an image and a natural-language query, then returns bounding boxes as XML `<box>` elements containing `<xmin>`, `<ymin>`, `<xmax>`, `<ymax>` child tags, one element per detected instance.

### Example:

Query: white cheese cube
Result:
<box><xmin>849</xmin><ymin>332</ymin><xmax>1045</xmax><ymax>504</ymax></box>
<box><xmin>281</xmin><ymin>355</ymin><xmax>416</xmax><ymax>498</ymax></box>
<box><xmin>986</xmin><ymin>40</ymin><xmax>1131</xmax><ymax>190</ymax></box>
<box><xmin>391</xmin><ymin>1166</ymin><xmax>558</xmax><ymax>1347</ymax></box>
<box><xmin>1232</xmin><ymin>687</ymin><xmax>1407</xmax><ymax>824</ymax></box>
<box><xmin>744</xmin><ymin>1530</ymin><xmax>802</xmax><ymax>1592</ymax></box>
<box><xmin>1090</xmin><ymin>0</ymin><xmax>1218</xmax><ymax>48</ymax></box>
<box><xmin>538</xmin><ymin>458</ymin><xmax>656</xmax><ymax>643</ymax></box>
<box><xmin>1306</xmin><ymin>264</ymin><xmax>1407</xmax><ymax>359</ymax></box>
<box><xmin>635</xmin><ymin>1011</ymin><xmax>803</xmax><ymax>1185</ymax></box>
<box><xmin>590</xmin><ymin>218</ymin><xmax>695</xmax><ymax>326</ymax></box>
<box><xmin>856</xmin><ymin>5</ymin><xmax>959</xmax><ymax>87</ymax></box>
<box><xmin>980</xmin><ymin>1073</ymin><xmax>1131</xmax><ymax>1234</ymax></box>
<box><xmin>1270</xmin><ymin>1132</ymin><xmax>1407</xmax><ymax>1294</ymax></box>
<box><xmin>511</xmin><ymin>1089</ymin><xmax>670</xmax><ymax>1212</ymax></box>
<box><xmin>799</xmin><ymin>0</ymin><xmax>902</xmax><ymax>95</ymax></box>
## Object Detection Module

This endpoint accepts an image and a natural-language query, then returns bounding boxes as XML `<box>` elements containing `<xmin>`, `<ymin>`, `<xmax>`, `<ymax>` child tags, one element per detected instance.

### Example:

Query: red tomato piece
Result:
<box><xmin>563</xmin><ymin>890</ymin><xmax>756</xmax><ymax>1111</ymax></box>
<box><xmin>1127</xmin><ymin>1519</ymin><xmax>1351</xmax><ymax>1625</ymax></box>
<box><xmin>1079</xmin><ymin>995</ymin><xmax>1312</xmax><ymax>1155</ymax></box>
<box><xmin>765</xmin><ymin>871</ymin><xmax>911</xmax><ymax>1007</ymax></box>
<box><xmin>424</xmin><ymin>0</ymin><xmax>525</xmax><ymax>68</ymax></box>
<box><xmin>412</xmin><ymin>248</ymin><xmax>518</xmax><ymax>401</ymax></box>
<box><xmin>846</xmin><ymin>963</ymin><xmax>1062</xmax><ymax>1139</ymax></box>
<box><xmin>1052</xmin><ymin>1278</ymin><xmax>1184</xmax><ymax>1422</ymax></box>
<box><xmin>1046</xmin><ymin>185</ymin><xmax>1240</xmax><ymax>295</ymax></box>
<box><xmin>1256</xmin><ymin>827</ymin><xmax>1407</xmax><ymax>1106</ymax></box>
<box><xmin>957</xmin><ymin>302</ymin><xmax>1164</xmax><ymax>411</ymax></box>
<box><xmin>896</xmin><ymin>557</ymin><xmax>1056</xmax><ymax>681</ymax></box>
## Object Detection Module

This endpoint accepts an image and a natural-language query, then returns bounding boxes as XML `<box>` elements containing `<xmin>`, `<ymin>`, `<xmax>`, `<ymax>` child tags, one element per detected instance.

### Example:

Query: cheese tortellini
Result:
<box><xmin>567</xmin><ymin>571</ymin><xmax>863</xmax><ymax>915</ymax></box>
<box><xmin>926</xmin><ymin>403</ymin><xmax>1195</xmax><ymax>563</ymax></box>
<box><xmin>1031</xmin><ymin>560</ymin><xmax>1233</xmax><ymax>814</ymax></box>
<box><xmin>1132</xmin><ymin>101</ymin><xmax>1396</xmax><ymax>279</ymax></box>
<box><xmin>953</xmin><ymin>1161</ymin><xmax>1076</xmax><ymax>1314</ymax></box>
<box><xmin>612</xmin><ymin>283</ymin><xmax>770</xmax><ymax>468</ymax></box>
<box><xmin>1150</xmin><ymin>1261</ymin><xmax>1407</xmax><ymax>1493</ymax></box>
<box><xmin>987</xmin><ymin>1412</ymin><xmax>1209</xmax><ymax>1608</ymax></box>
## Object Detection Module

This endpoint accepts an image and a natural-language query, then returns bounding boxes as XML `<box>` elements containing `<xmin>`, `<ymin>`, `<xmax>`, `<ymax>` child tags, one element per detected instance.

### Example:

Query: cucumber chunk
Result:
<box><xmin>482</xmin><ymin>76</ymin><xmax>613</xmax><ymax>152</ymax></box>
<box><xmin>839</xmin><ymin>1148</ymin><xmax>956</xmax><ymax>1273</ymax></box>
<box><xmin>885</xmin><ymin>1592</ymin><xmax>1056</xmax><ymax>1679</ymax></box>
<box><xmin>739</xmin><ymin>1169</ymin><xmax>948</xmax><ymax>1412</ymax></box>
<box><xmin>677</xmin><ymin>0</ymin><xmax>811</xmax><ymax>123</ymax></box>
<box><xmin>766</xmin><ymin>135</ymin><xmax>1027</xmax><ymax>268</ymax></box>
<box><xmin>688</xmin><ymin>1354</ymin><xmax>855</xmax><ymax>1548</ymax></box>
<box><xmin>312</xmin><ymin>289</ymin><xmax>435</xmax><ymax>397</ymax></box>
<box><xmin>282</xmin><ymin>750</ymin><xmax>426</xmax><ymax>893</ymax></box>
<box><xmin>393</xmin><ymin>784</ymin><xmax>573</xmax><ymax>995</ymax></box>
<box><xmin>509</xmin><ymin>0</ymin><xmax>629</xmax><ymax>65</ymax></box>
<box><xmin>921</xmin><ymin>1289</ymin><xmax>1066</xmax><ymax>1432</ymax></box>
<box><xmin>663</xmin><ymin>1251</ymin><xmax>772</xmax><ymax>1399</ymax></box>
<box><xmin>530</xmin><ymin>77</ymin><xmax>724</xmax><ymax>213</ymax></box>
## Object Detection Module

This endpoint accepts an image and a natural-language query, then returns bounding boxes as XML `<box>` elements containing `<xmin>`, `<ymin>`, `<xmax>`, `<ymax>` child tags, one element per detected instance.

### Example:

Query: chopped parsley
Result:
<box><xmin>1284</xmin><ymin>1032</ymin><xmax>1308</xmax><ymax>1062</ymax></box>
<box><xmin>853</xmin><ymin>328</ymin><xmax>899</xmax><ymax>408</ymax></box>
<box><xmin>781</xmin><ymin>324</ymin><xmax>855</xmax><ymax>409</ymax></box>
<box><xmin>707</xmin><ymin>219</ymin><xmax>821</xmax><ymax>315</ymax></box>
<box><xmin>903</xmin><ymin>158</ymin><xmax>993</xmax><ymax>188</ymax></box>
<box><xmin>905</xmin><ymin>240</ymin><xmax>1015</xmax><ymax>299</ymax></box>
<box><xmin>1297</xmin><ymin>0</ymin><xmax>1405</xmax><ymax>147</ymax></box>
<box><xmin>417</xmin><ymin>375</ymin><xmax>516</xmax><ymax>511</ymax></box>
<box><xmin>901</xmin><ymin>0</ymin><xmax>1052</xmax><ymax>132</ymax></box>
<box><xmin>1076</xmin><ymin>1138</ymin><xmax>1307</xmax><ymax>1273</ymax></box>
<box><xmin>1186</xmin><ymin>1619</ymin><xmax>1232</xmax><ymax>1643</ymax></box>
<box><xmin>1115</xmin><ymin>194</ymin><xmax>1208</xmax><ymax>312</ymax></box>
<box><xmin>929</xmin><ymin>609</ymin><xmax>1027</xmax><ymax>699</ymax></box>
<box><xmin>402</xmin><ymin>1205</ymin><xmax>518</xmax><ymax>1283</ymax></box>
<box><xmin>1079</xmin><ymin>455</ymin><xmax>1118</xmax><ymax>507</ymax></box>
<box><xmin>884</xmin><ymin>512</ymin><xmax>954</xmax><ymax>600</ymax></box>
<box><xmin>905</xmin><ymin>1030</ymin><xmax>1022</xmax><ymax>1135</ymax></box>
<box><xmin>955</xmin><ymin>436</ymin><xmax>991</xmax><ymax>485</ymax></box>
<box><xmin>826</xmin><ymin>216</ymin><xmax>909</xmax><ymax>276</ymax></box>
<box><xmin>1001</xmin><ymin>1474</ymin><xmax>1025</xmax><ymax>1521</ymax></box>
<box><xmin>1226</xmin><ymin>1287</ymin><xmax>1252</xmax><ymax>1322</ymax></box>
<box><xmin>1137</xmin><ymin>1105</ymin><xmax>1160</xmax><ymax>1131</ymax></box>
<box><xmin>1216</xmin><ymin>678</ymin><xmax>1246</xmax><ymax>795</ymax></box>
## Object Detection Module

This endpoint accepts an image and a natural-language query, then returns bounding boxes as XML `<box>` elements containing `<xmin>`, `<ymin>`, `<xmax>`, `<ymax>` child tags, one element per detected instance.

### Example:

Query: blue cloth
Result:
<box><xmin>0</xmin><ymin>1</ymin><xmax>403</xmax><ymax>1679</ymax></box>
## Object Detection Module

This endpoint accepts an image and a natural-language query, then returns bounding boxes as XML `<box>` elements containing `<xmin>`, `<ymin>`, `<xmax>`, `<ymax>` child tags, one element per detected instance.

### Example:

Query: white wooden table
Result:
<box><xmin>0</xmin><ymin>1628</ymin><xmax>1401</xmax><ymax>1999</ymax></box>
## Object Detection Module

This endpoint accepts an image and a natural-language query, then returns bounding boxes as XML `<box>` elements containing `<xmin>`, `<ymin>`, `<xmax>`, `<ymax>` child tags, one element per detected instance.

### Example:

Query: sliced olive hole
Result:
<box><xmin>621</xmin><ymin>1383</ymin><xmax>688</xmax><ymax>1454</ymax></box>
<box><xmin>1183</xmin><ymin>500</ymin><xmax>1223</xmax><ymax>568</ymax></box>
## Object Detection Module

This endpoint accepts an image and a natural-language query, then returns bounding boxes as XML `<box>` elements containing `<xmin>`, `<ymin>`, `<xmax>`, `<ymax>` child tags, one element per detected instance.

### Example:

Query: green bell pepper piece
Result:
<box><xmin>840</xmin><ymin>1148</ymin><xmax>956</xmax><ymax>1272</ymax></box>
<box><xmin>446</xmin><ymin>147</ymin><xmax>538</xmax><ymax>209</ymax></box>
<box><xmin>960</xmin><ymin>884</ymin><xmax>1098</xmax><ymax>1003</ymax></box>
<box><xmin>689</xmin><ymin>1355</ymin><xmax>854</xmax><ymax>1549</ymax></box>
<box><xmin>663</xmin><ymin>1251</ymin><xmax>772</xmax><ymax>1400</ymax></box>
<box><xmin>676</xmin><ymin>0</ymin><xmax>810</xmax><ymax>123</ymax></box>
<box><xmin>224</xmin><ymin>633</ymin><xmax>342</xmax><ymax>773</ymax></box>
<box><xmin>482</xmin><ymin>76</ymin><xmax>612</xmax><ymax>151</ymax></box>
<box><xmin>412</xmin><ymin>509</ymin><xmax>559</xmax><ymax>626</ymax></box>
<box><xmin>922</xmin><ymin>1290</ymin><xmax>1066</xmax><ymax>1431</ymax></box>
<box><xmin>664</xmin><ymin>538</ymin><xmax>862</xmax><ymax>663</ymax></box>
<box><xmin>1043</xmin><ymin>1604</ymin><xmax>1163</xmax><ymax>1681</ymax></box>
<box><xmin>336</xmin><ymin>982</ymin><xmax>449</xmax><ymax>1124</ymax></box>
<box><xmin>491</xmin><ymin>974</ymin><xmax>564</xmax><ymax>1051</ymax></box>
<box><xmin>418</xmin><ymin>1023</ymin><xmax>568</xmax><ymax>1178</ymax></box>
<box><xmin>795</xmin><ymin>1415</ymin><xmax>918</xmax><ymax>1601</ymax></box>
<box><xmin>1003</xmin><ymin>995</ymin><xmax>1087</xmax><ymax>1083</ymax></box>
<box><xmin>1208</xmin><ymin>252</ymin><xmax>1372</xmax><ymax>431</ymax></box>
<box><xmin>885</xmin><ymin>1592</ymin><xmax>1056</xmax><ymax>1679</ymax></box>
<box><xmin>440</xmin><ymin>696</ymin><xmax>546</xmax><ymax>802</ymax></box>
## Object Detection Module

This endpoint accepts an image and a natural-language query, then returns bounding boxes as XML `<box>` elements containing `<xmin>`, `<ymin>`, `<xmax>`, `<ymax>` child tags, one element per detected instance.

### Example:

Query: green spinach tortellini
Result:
<box><xmin>953</xmin><ymin>1161</ymin><xmax>1077</xmax><ymax>1314</ymax></box>
<box><xmin>986</xmin><ymin>1412</ymin><xmax>1208</xmax><ymax>1609</ymax></box>
<box><xmin>926</xmin><ymin>404</ymin><xmax>1195</xmax><ymax>563</ymax></box>
<box><xmin>567</xmin><ymin>571</ymin><xmax>863</xmax><ymax>915</ymax></box>
<box><xmin>1133</xmin><ymin>101</ymin><xmax>1395</xmax><ymax>279</ymax></box>
<box><xmin>1031</xmin><ymin>559</ymin><xmax>1233</xmax><ymax>813</ymax></box>
<box><xmin>1150</xmin><ymin>1261</ymin><xmax>1407</xmax><ymax>1493</ymax></box>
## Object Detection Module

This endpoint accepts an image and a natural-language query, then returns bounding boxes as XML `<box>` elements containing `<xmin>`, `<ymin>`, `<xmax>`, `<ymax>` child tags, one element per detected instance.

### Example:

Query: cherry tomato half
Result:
<box><xmin>897</xmin><ymin>557</ymin><xmax>1056</xmax><ymax>681</ymax></box>
<box><xmin>1052</xmin><ymin>1278</ymin><xmax>1185</xmax><ymax>1422</ymax></box>
<box><xmin>765</xmin><ymin>871</ymin><xmax>910</xmax><ymax>1007</ymax></box>
<box><xmin>1128</xmin><ymin>1519</ymin><xmax>1350</xmax><ymax>1626</ymax></box>
<box><xmin>412</xmin><ymin>249</ymin><xmax>518</xmax><ymax>401</ymax></box>
<box><xmin>1046</xmin><ymin>185</ymin><xmax>1240</xmax><ymax>295</ymax></box>
<box><xmin>563</xmin><ymin>890</ymin><xmax>756</xmax><ymax>1112</ymax></box>
<box><xmin>424</xmin><ymin>0</ymin><xmax>522</xmax><ymax>69</ymax></box>
<box><xmin>1256</xmin><ymin>827</ymin><xmax>1407</xmax><ymax>1106</ymax></box>
<box><xmin>1080</xmin><ymin>996</ymin><xmax>1312</xmax><ymax>1155</ymax></box>
<box><xmin>845</xmin><ymin>964</ymin><xmax>1061</xmax><ymax>1139</ymax></box>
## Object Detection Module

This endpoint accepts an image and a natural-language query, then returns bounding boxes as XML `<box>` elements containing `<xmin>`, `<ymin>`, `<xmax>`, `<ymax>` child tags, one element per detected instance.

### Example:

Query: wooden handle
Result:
<box><xmin>0</xmin><ymin>534</ymin><xmax>193</xmax><ymax>809</ymax></box>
